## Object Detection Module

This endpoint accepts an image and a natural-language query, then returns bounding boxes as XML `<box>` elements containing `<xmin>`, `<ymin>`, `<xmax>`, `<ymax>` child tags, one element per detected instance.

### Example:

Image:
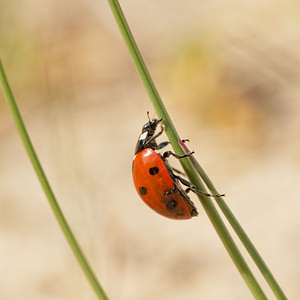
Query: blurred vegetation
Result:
<box><xmin>1</xmin><ymin>0</ymin><xmax>300</xmax><ymax>299</ymax></box>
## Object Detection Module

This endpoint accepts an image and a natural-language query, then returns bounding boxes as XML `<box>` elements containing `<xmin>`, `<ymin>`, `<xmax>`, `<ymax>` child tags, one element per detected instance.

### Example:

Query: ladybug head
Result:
<box><xmin>142</xmin><ymin>118</ymin><xmax>162</xmax><ymax>137</ymax></box>
<box><xmin>134</xmin><ymin>116</ymin><xmax>163</xmax><ymax>154</ymax></box>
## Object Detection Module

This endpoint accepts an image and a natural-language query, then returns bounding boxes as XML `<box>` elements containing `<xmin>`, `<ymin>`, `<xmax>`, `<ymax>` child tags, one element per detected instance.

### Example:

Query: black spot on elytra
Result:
<box><xmin>139</xmin><ymin>187</ymin><xmax>147</xmax><ymax>196</ymax></box>
<box><xmin>166</xmin><ymin>200</ymin><xmax>177</xmax><ymax>210</ymax></box>
<box><xmin>149</xmin><ymin>167</ymin><xmax>159</xmax><ymax>175</ymax></box>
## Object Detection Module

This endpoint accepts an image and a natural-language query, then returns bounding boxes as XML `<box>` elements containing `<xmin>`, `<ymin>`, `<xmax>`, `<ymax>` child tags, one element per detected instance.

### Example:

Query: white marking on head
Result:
<box><xmin>139</xmin><ymin>131</ymin><xmax>148</xmax><ymax>141</ymax></box>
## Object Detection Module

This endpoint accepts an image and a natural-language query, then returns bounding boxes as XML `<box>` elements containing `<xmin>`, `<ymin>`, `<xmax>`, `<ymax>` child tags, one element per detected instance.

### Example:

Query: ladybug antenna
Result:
<box><xmin>147</xmin><ymin>111</ymin><xmax>151</xmax><ymax>123</ymax></box>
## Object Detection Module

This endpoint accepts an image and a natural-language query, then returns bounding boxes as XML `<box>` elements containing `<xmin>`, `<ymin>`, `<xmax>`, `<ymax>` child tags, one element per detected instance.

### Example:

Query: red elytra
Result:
<box><xmin>133</xmin><ymin>148</ymin><xmax>196</xmax><ymax>220</ymax></box>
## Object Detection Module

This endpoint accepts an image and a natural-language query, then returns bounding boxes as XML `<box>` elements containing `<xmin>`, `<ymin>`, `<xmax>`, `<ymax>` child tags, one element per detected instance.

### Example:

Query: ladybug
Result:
<box><xmin>132</xmin><ymin>114</ymin><xmax>222</xmax><ymax>220</ymax></box>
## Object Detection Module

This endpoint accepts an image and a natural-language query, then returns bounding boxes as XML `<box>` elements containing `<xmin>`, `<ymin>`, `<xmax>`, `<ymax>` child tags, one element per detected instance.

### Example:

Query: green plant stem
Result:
<box><xmin>107</xmin><ymin>1</ymin><xmax>268</xmax><ymax>299</ymax></box>
<box><xmin>0</xmin><ymin>59</ymin><xmax>108</xmax><ymax>300</ymax></box>
<box><xmin>179</xmin><ymin>140</ymin><xmax>287</xmax><ymax>300</ymax></box>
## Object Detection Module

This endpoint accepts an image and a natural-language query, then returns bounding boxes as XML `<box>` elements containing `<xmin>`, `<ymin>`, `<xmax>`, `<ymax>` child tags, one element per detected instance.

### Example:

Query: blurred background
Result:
<box><xmin>1</xmin><ymin>0</ymin><xmax>300</xmax><ymax>299</ymax></box>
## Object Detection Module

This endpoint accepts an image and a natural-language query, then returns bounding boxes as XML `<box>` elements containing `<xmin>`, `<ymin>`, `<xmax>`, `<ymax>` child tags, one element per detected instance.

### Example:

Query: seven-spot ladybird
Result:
<box><xmin>132</xmin><ymin>114</ymin><xmax>222</xmax><ymax>220</ymax></box>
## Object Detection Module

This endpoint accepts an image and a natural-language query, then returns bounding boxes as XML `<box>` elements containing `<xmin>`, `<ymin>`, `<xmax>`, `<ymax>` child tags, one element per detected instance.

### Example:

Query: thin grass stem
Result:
<box><xmin>0</xmin><ymin>59</ymin><xmax>108</xmax><ymax>300</ymax></box>
<box><xmin>107</xmin><ymin>1</ymin><xmax>269</xmax><ymax>299</ymax></box>
<box><xmin>178</xmin><ymin>139</ymin><xmax>287</xmax><ymax>300</ymax></box>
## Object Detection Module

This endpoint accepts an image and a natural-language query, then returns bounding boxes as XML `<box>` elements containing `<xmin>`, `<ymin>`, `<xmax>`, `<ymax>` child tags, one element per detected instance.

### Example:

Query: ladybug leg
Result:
<box><xmin>163</xmin><ymin>151</ymin><xmax>195</xmax><ymax>159</ymax></box>
<box><xmin>175</xmin><ymin>175</ymin><xmax>225</xmax><ymax>197</ymax></box>
<box><xmin>158</xmin><ymin>139</ymin><xmax>189</xmax><ymax>150</ymax></box>
<box><xmin>185</xmin><ymin>187</ymin><xmax>192</xmax><ymax>194</ymax></box>
<box><xmin>171</xmin><ymin>167</ymin><xmax>186</xmax><ymax>176</ymax></box>
<box><xmin>157</xmin><ymin>141</ymin><xmax>169</xmax><ymax>149</ymax></box>
<box><xmin>143</xmin><ymin>125</ymin><xmax>164</xmax><ymax>148</ymax></box>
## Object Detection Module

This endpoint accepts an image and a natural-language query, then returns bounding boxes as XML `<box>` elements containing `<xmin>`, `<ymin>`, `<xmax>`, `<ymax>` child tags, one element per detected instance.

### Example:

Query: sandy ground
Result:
<box><xmin>1</xmin><ymin>1</ymin><xmax>300</xmax><ymax>299</ymax></box>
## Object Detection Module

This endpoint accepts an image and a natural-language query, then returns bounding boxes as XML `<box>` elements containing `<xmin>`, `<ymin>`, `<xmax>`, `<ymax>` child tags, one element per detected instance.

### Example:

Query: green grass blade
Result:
<box><xmin>178</xmin><ymin>140</ymin><xmax>288</xmax><ymax>300</ymax></box>
<box><xmin>0</xmin><ymin>59</ymin><xmax>109</xmax><ymax>300</ymax></box>
<box><xmin>106</xmin><ymin>1</ymin><xmax>269</xmax><ymax>299</ymax></box>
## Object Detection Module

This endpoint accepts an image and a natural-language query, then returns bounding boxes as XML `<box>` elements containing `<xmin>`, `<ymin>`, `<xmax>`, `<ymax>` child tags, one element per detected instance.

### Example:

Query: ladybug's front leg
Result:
<box><xmin>143</xmin><ymin>125</ymin><xmax>164</xmax><ymax>148</ymax></box>
<box><xmin>163</xmin><ymin>150</ymin><xmax>194</xmax><ymax>159</ymax></box>
<box><xmin>175</xmin><ymin>175</ymin><xmax>225</xmax><ymax>198</ymax></box>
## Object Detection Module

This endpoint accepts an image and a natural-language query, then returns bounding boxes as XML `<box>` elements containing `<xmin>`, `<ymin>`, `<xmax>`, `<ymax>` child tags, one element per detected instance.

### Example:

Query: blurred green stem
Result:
<box><xmin>0</xmin><ymin>59</ymin><xmax>108</xmax><ymax>300</ymax></box>
<box><xmin>107</xmin><ymin>1</ymin><xmax>269</xmax><ymax>299</ymax></box>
